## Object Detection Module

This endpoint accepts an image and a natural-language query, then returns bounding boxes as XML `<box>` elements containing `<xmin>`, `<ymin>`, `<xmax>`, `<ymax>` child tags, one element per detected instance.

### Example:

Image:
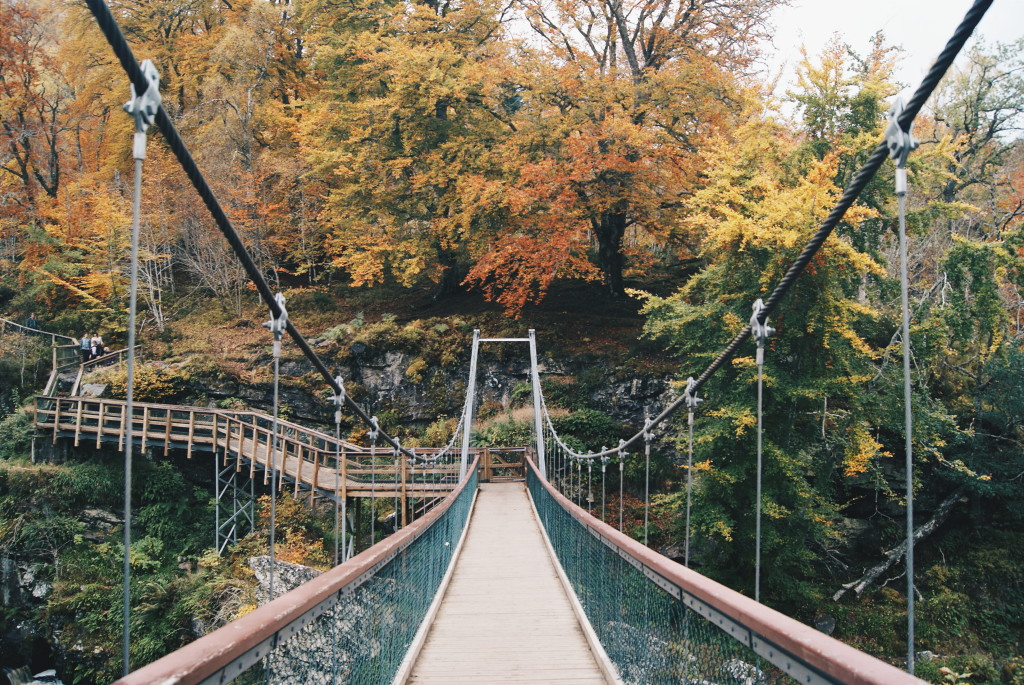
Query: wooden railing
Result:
<box><xmin>69</xmin><ymin>345</ymin><xmax>143</xmax><ymax>396</ymax></box>
<box><xmin>42</xmin><ymin>344</ymin><xmax>84</xmax><ymax>397</ymax></box>
<box><xmin>0</xmin><ymin>316</ymin><xmax>77</xmax><ymax>346</ymax></box>
<box><xmin>35</xmin><ymin>396</ymin><xmax>467</xmax><ymax>520</ymax></box>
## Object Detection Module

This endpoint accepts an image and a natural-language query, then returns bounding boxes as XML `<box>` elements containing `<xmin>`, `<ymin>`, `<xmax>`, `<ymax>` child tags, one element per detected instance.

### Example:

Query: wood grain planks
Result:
<box><xmin>407</xmin><ymin>483</ymin><xmax>609</xmax><ymax>684</ymax></box>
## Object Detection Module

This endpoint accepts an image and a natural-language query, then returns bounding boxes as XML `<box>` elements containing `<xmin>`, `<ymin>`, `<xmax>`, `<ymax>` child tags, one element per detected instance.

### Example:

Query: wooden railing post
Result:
<box><xmin>73</xmin><ymin>400</ymin><xmax>83</xmax><ymax>447</ymax></box>
<box><xmin>249</xmin><ymin>423</ymin><xmax>258</xmax><ymax>479</ymax></box>
<box><xmin>118</xmin><ymin>404</ymin><xmax>126</xmax><ymax>452</ymax></box>
<box><xmin>96</xmin><ymin>401</ymin><xmax>105</xmax><ymax>449</ymax></box>
<box><xmin>51</xmin><ymin>398</ymin><xmax>63</xmax><ymax>444</ymax></box>
<box><xmin>164</xmin><ymin>408</ymin><xmax>172</xmax><ymax>456</ymax></box>
<box><xmin>187</xmin><ymin>412</ymin><xmax>196</xmax><ymax>459</ymax></box>
<box><xmin>141</xmin><ymin>406</ymin><xmax>150</xmax><ymax>453</ymax></box>
<box><xmin>341</xmin><ymin>445</ymin><xmax>348</xmax><ymax>503</ymax></box>
<box><xmin>311</xmin><ymin>449</ymin><xmax>321</xmax><ymax>505</ymax></box>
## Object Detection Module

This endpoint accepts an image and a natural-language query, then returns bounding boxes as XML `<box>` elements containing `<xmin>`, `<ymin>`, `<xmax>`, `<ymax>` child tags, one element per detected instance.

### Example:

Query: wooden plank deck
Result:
<box><xmin>35</xmin><ymin>396</ymin><xmax>462</xmax><ymax>500</ymax></box>
<box><xmin>407</xmin><ymin>482</ymin><xmax>610</xmax><ymax>684</ymax></box>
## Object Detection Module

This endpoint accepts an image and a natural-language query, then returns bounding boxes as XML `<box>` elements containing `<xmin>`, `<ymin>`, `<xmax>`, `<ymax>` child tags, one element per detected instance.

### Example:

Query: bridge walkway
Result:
<box><xmin>34</xmin><ymin>395</ymin><xmax>462</xmax><ymax>503</ymax></box>
<box><xmin>406</xmin><ymin>482</ymin><xmax>610</xmax><ymax>684</ymax></box>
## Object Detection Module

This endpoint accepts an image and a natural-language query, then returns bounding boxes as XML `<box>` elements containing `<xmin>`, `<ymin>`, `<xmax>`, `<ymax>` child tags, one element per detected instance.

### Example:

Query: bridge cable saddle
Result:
<box><xmin>262</xmin><ymin>293</ymin><xmax>288</xmax><ymax>358</ymax></box>
<box><xmin>885</xmin><ymin>96</ymin><xmax>919</xmax><ymax>196</ymax></box>
<box><xmin>123</xmin><ymin>59</ymin><xmax>161</xmax><ymax>161</ymax></box>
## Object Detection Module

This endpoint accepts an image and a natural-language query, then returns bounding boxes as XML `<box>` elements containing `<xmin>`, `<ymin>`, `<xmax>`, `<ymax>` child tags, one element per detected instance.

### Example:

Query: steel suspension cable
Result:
<box><xmin>369</xmin><ymin>419</ymin><xmax>378</xmax><ymax>545</ymax></box>
<box><xmin>682</xmin><ymin>378</ymin><xmax>702</xmax><ymax>569</ymax></box>
<box><xmin>643</xmin><ymin>419</ymin><xmax>652</xmax><ymax>547</ymax></box>
<box><xmin>120</xmin><ymin>58</ymin><xmax>160</xmax><ymax>676</ymax></box>
<box><xmin>332</xmin><ymin>376</ymin><xmax>345</xmax><ymax>566</ymax></box>
<box><xmin>751</xmin><ymin>300</ymin><xmax>775</xmax><ymax>603</ymax></box>
<box><xmin>618</xmin><ymin>454</ymin><xmax>625</xmax><ymax>532</ymax></box>
<box><xmin>899</xmin><ymin>175</ymin><xmax>916</xmax><ymax>676</ymax></box>
<box><xmin>82</xmin><ymin>0</ymin><xmax>423</xmax><ymax>465</ymax></box>
<box><xmin>587</xmin><ymin>459</ymin><xmax>593</xmax><ymax>513</ymax></box>
<box><xmin>265</xmin><ymin>294</ymin><xmax>287</xmax><ymax>605</ymax></box>
<box><xmin>887</xmin><ymin>96</ymin><xmax>921</xmax><ymax>675</ymax></box>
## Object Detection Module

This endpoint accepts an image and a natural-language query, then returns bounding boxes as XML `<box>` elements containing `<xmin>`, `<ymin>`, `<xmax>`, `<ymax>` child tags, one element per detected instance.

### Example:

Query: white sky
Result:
<box><xmin>762</xmin><ymin>0</ymin><xmax>1024</xmax><ymax>102</ymax></box>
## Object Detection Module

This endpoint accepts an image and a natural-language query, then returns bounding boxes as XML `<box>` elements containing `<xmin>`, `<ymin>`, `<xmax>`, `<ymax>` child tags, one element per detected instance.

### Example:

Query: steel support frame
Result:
<box><xmin>216</xmin><ymin>450</ymin><xmax>256</xmax><ymax>555</ymax></box>
<box><xmin>460</xmin><ymin>330</ymin><xmax>546</xmax><ymax>480</ymax></box>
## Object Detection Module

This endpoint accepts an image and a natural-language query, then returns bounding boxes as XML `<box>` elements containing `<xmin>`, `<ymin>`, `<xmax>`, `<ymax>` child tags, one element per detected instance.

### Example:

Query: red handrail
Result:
<box><xmin>526</xmin><ymin>458</ymin><xmax>924</xmax><ymax>685</ymax></box>
<box><xmin>114</xmin><ymin>455</ymin><xmax>480</xmax><ymax>685</ymax></box>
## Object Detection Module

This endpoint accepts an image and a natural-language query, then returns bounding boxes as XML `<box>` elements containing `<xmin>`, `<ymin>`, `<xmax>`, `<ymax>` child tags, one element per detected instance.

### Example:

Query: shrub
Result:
<box><xmin>106</xmin><ymin>365</ymin><xmax>188</xmax><ymax>403</ymax></box>
<box><xmin>0</xmin><ymin>406</ymin><xmax>33</xmax><ymax>459</ymax></box>
<box><xmin>552</xmin><ymin>409</ymin><xmax>627</xmax><ymax>452</ymax></box>
<box><xmin>474</xmin><ymin>417</ymin><xmax>533</xmax><ymax>447</ymax></box>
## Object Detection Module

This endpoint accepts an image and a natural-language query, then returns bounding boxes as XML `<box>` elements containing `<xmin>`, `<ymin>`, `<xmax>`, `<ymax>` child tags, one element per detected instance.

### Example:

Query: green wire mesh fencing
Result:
<box><xmin>253</xmin><ymin>466</ymin><xmax>476</xmax><ymax>684</ymax></box>
<box><xmin>119</xmin><ymin>465</ymin><xmax>477</xmax><ymax>685</ymax></box>
<box><xmin>527</xmin><ymin>465</ymin><xmax>791</xmax><ymax>685</ymax></box>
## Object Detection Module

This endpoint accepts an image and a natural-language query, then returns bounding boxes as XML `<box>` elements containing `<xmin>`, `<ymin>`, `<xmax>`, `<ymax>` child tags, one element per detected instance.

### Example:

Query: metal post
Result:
<box><xmin>528</xmin><ymin>329</ymin><xmax>547</xmax><ymax>479</ymax></box>
<box><xmin>460</xmin><ymin>330</ymin><xmax>480</xmax><ymax>479</ymax></box>
<box><xmin>618</xmin><ymin>457</ymin><xmax>624</xmax><ymax>532</ymax></box>
<box><xmin>643</xmin><ymin>418</ymin><xmax>652</xmax><ymax>547</ymax></box>
<box><xmin>214</xmin><ymin>449</ymin><xmax>219</xmax><ymax>552</ymax></box>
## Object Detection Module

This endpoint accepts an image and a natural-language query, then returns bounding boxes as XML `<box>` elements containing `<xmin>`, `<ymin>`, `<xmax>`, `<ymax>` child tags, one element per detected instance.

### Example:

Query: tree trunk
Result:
<box><xmin>433</xmin><ymin>245</ymin><xmax>462</xmax><ymax>300</ymax></box>
<box><xmin>593</xmin><ymin>210</ymin><xmax>627</xmax><ymax>298</ymax></box>
<box><xmin>832</xmin><ymin>486</ymin><xmax>966</xmax><ymax>602</ymax></box>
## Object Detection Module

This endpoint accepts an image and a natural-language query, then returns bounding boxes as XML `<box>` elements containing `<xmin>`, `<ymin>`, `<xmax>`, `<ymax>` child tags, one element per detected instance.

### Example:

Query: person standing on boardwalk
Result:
<box><xmin>91</xmin><ymin>333</ymin><xmax>103</xmax><ymax>360</ymax></box>
<box><xmin>26</xmin><ymin>313</ymin><xmax>38</xmax><ymax>330</ymax></box>
<box><xmin>81</xmin><ymin>333</ymin><xmax>91</xmax><ymax>362</ymax></box>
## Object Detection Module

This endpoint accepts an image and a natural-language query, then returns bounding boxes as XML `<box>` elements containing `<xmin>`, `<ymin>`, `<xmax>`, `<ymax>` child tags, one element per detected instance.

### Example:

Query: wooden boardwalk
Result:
<box><xmin>407</xmin><ymin>482</ymin><xmax>610</xmax><ymax>684</ymax></box>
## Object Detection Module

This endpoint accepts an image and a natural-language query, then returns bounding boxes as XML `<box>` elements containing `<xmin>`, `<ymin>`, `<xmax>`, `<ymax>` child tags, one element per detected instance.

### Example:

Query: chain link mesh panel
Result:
<box><xmin>528</xmin><ymin>468</ymin><xmax>793</xmax><ymax>685</ymax></box>
<box><xmin>225</xmin><ymin>468</ymin><xmax>477</xmax><ymax>685</ymax></box>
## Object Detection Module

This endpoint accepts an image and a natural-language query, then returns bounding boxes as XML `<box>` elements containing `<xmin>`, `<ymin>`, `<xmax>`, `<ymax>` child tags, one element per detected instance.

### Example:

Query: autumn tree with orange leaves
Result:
<box><xmin>461</xmin><ymin>0</ymin><xmax>786</xmax><ymax>313</ymax></box>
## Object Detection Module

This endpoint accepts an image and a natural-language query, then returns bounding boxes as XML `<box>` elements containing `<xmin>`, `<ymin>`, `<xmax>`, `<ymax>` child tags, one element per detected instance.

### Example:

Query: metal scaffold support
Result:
<box><xmin>215</xmin><ymin>451</ymin><xmax>256</xmax><ymax>555</ymax></box>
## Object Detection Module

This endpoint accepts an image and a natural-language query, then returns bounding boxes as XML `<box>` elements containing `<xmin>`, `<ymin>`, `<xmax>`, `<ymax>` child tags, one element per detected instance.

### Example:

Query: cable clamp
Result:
<box><xmin>332</xmin><ymin>375</ymin><xmax>346</xmax><ymax>424</ymax></box>
<box><xmin>122</xmin><ymin>60</ymin><xmax>161</xmax><ymax>160</ymax></box>
<box><xmin>750</xmin><ymin>299</ymin><xmax>775</xmax><ymax>346</ymax></box>
<box><xmin>886</xmin><ymin>96</ymin><xmax>919</xmax><ymax>195</ymax></box>
<box><xmin>885</xmin><ymin>96</ymin><xmax>919</xmax><ymax>168</ymax></box>
<box><xmin>263</xmin><ymin>293</ymin><xmax>288</xmax><ymax>336</ymax></box>
<box><xmin>683</xmin><ymin>376</ymin><xmax>703</xmax><ymax>410</ymax></box>
<box><xmin>368</xmin><ymin>416</ymin><xmax>379</xmax><ymax>445</ymax></box>
<box><xmin>643</xmin><ymin>417</ymin><xmax>655</xmax><ymax>444</ymax></box>
<box><xmin>262</xmin><ymin>294</ymin><xmax>288</xmax><ymax>364</ymax></box>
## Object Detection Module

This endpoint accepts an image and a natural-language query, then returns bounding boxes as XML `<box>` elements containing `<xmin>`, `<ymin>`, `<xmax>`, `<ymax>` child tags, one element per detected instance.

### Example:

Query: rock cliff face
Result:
<box><xmin>249</xmin><ymin>556</ymin><xmax>322</xmax><ymax>604</ymax></box>
<box><xmin>190</xmin><ymin>346</ymin><xmax>678</xmax><ymax>436</ymax></box>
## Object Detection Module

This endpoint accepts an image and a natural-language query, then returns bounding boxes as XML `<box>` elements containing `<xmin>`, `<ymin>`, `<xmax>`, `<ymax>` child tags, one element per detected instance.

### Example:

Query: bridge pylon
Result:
<box><xmin>459</xmin><ymin>330</ymin><xmax>547</xmax><ymax>481</ymax></box>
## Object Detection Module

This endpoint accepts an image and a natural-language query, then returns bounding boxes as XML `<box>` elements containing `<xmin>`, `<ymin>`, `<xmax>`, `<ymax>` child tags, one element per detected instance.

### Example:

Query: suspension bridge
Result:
<box><xmin>29</xmin><ymin>327</ymin><xmax>922</xmax><ymax>684</ymax></box>
<box><xmin>13</xmin><ymin>0</ymin><xmax>1000</xmax><ymax>681</ymax></box>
